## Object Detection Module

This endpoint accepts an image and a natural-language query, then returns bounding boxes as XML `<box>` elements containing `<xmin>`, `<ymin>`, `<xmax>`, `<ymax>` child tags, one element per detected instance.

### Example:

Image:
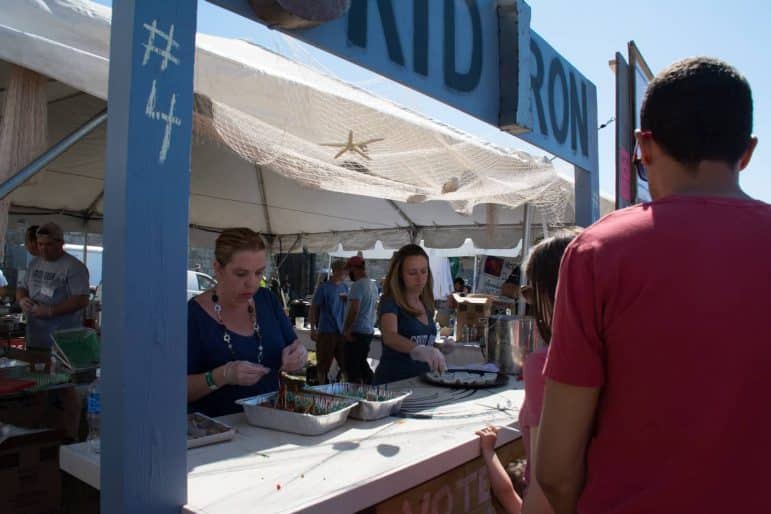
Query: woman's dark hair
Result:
<box><xmin>641</xmin><ymin>57</ymin><xmax>753</xmax><ymax>167</ymax></box>
<box><xmin>525</xmin><ymin>231</ymin><xmax>579</xmax><ymax>344</ymax></box>
<box><xmin>454</xmin><ymin>277</ymin><xmax>465</xmax><ymax>287</ymax></box>
<box><xmin>382</xmin><ymin>244</ymin><xmax>434</xmax><ymax>316</ymax></box>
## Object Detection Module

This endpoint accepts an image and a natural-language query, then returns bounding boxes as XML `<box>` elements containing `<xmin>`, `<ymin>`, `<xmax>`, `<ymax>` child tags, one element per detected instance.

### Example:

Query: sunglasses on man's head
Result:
<box><xmin>632</xmin><ymin>130</ymin><xmax>653</xmax><ymax>183</ymax></box>
<box><xmin>632</xmin><ymin>140</ymin><xmax>648</xmax><ymax>182</ymax></box>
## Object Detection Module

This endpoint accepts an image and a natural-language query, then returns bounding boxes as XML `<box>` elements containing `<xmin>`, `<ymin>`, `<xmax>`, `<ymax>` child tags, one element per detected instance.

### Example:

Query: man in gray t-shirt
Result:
<box><xmin>17</xmin><ymin>223</ymin><xmax>90</xmax><ymax>348</ymax></box>
<box><xmin>342</xmin><ymin>256</ymin><xmax>379</xmax><ymax>383</ymax></box>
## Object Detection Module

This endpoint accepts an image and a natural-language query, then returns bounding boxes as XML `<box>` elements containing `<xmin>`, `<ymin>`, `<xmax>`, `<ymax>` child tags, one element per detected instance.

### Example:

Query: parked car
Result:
<box><xmin>186</xmin><ymin>270</ymin><xmax>216</xmax><ymax>300</ymax></box>
<box><xmin>93</xmin><ymin>270</ymin><xmax>217</xmax><ymax>308</ymax></box>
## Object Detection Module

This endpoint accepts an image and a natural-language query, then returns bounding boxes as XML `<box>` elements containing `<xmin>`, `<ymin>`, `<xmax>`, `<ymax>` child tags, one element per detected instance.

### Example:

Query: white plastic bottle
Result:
<box><xmin>86</xmin><ymin>369</ymin><xmax>101</xmax><ymax>453</ymax></box>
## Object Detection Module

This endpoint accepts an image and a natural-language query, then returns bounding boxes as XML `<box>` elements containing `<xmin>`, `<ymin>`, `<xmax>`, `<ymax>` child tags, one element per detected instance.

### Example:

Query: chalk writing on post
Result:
<box><xmin>141</xmin><ymin>20</ymin><xmax>181</xmax><ymax>164</ymax></box>
<box><xmin>145</xmin><ymin>80</ymin><xmax>181</xmax><ymax>164</ymax></box>
<box><xmin>142</xmin><ymin>20</ymin><xmax>180</xmax><ymax>71</ymax></box>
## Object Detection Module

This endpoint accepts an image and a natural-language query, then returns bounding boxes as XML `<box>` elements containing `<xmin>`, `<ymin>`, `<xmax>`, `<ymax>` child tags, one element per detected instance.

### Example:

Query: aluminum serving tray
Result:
<box><xmin>0</xmin><ymin>358</ymin><xmax>29</xmax><ymax>378</ymax></box>
<box><xmin>236</xmin><ymin>391</ymin><xmax>359</xmax><ymax>436</ymax></box>
<box><xmin>306</xmin><ymin>383</ymin><xmax>412</xmax><ymax>421</ymax></box>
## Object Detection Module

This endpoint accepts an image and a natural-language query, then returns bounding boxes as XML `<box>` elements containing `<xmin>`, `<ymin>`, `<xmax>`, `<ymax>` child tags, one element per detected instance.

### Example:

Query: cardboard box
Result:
<box><xmin>0</xmin><ymin>427</ymin><xmax>63</xmax><ymax>514</ymax></box>
<box><xmin>452</xmin><ymin>294</ymin><xmax>492</xmax><ymax>342</ymax></box>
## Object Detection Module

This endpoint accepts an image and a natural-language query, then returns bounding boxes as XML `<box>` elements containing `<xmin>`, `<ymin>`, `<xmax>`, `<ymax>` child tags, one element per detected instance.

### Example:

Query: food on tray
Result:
<box><xmin>317</xmin><ymin>383</ymin><xmax>393</xmax><ymax>402</ymax></box>
<box><xmin>426</xmin><ymin>370</ymin><xmax>498</xmax><ymax>386</ymax></box>
<box><xmin>267</xmin><ymin>387</ymin><xmax>352</xmax><ymax>416</ymax></box>
<box><xmin>187</xmin><ymin>413</ymin><xmax>235</xmax><ymax>448</ymax></box>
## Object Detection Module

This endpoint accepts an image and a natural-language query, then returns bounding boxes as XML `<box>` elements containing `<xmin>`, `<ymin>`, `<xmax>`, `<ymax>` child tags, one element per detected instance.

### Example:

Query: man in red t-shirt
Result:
<box><xmin>535</xmin><ymin>57</ymin><xmax>770</xmax><ymax>514</ymax></box>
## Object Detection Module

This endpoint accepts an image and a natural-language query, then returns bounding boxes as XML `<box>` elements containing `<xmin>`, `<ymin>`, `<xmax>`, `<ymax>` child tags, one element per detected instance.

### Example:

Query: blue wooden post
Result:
<box><xmin>574</xmin><ymin>165</ymin><xmax>600</xmax><ymax>226</ymax></box>
<box><xmin>101</xmin><ymin>1</ymin><xmax>197</xmax><ymax>512</ymax></box>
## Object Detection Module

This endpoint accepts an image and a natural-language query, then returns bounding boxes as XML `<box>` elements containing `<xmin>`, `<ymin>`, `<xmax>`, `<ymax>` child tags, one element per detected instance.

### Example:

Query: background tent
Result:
<box><xmin>0</xmin><ymin>0</ymin><xmax>610</xmax><ymax>254</ymax></box>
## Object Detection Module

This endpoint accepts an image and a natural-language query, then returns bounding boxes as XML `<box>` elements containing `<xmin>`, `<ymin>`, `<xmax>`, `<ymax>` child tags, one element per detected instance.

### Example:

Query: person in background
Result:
<box><xmin>476</xmin><ymin>232</ymin><xmax>577</xmax><ymax>514</ymax></box>
<box><xmin>537</xmin><ymin>58</ymin><xmax>771</xmax><ymax>514</ymax></box>
<box><xmin>342</xmin><ymin>256</ymin><xmax>378</xmax><ymax>384</ymax></box>
<box><xmin>446</xmin><ymin>276</ymin><xmax>469</xmax><ymax>310</ymax></box>
<box><xmin>16</xmin><ymin>222</ymin><xmax>90</xmax><ymax>348</ymax></box>
<box><xmin>24</xmin><ymin>224</ymin><xmax>40</xmax><ymax>257</ymax></box>
<box><xmin>309</xmin><ymin>260</ymin><xmax>348</xmax><ymax>384</ymax></box>
<box><xmin>373</xmin><ymin>244</ymin><xmax>446</xmax><ymax>384</ymax></box>
<box><xmin>187</xmin><ymin>228</ymin><xmax>307</xmax><ymax>418</ymax></box>
<box><xmin>500</xmin><ymin>267</ymin><xmax>521</xmax><ymax>300</ymax></box>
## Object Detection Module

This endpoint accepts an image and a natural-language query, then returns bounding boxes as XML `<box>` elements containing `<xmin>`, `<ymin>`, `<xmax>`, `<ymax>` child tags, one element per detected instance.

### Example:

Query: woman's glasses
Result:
<box><xmin>632</xmin><ymin>140</ymin><xmax>647</xmax><ymax>182</ymax></box>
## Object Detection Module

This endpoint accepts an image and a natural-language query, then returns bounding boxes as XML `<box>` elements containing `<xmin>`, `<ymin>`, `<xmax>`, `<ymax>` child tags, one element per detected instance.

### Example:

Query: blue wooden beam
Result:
<box><xmin>101</xmin><ymin>1</ymin><xmax>197</xmax><ymax>512</ymax></box>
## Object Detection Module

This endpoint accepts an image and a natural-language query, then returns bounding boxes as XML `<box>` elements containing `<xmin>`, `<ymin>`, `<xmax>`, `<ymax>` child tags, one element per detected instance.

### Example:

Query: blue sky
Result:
<box><xmin>95</xmin><ymin>0</ymin><xmax>771</xmax><ymax>203</ymax></box>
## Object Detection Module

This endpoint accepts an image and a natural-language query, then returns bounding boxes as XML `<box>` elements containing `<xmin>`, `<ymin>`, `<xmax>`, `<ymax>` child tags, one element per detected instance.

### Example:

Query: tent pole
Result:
<box><xmin>0</xmin><ymin>109</ymin><xmax>107</xmax><ymax>200</ymax></box>
<box><xmin>540</xmin><ymin>206</ymin><xmax>550</xmax><ymax>239</ymax></box>
<box><xmin>472</xmin><ymin>254</ymin><xmax>478</xmax><ymax>293</ymax></box>
<box><xmin>255</xmin><ymin>165</ymin><xmax>273</xmax><ymax>235</ymax></box>
<box><xmin>518</xmin><ymin>203</ymin><xmax>532</xmax><ymax>316</ymax></box>
<box><xmin>83</xmin><ymin>224</ymin><xmax>89</xmax><ymax>267</ymax></box>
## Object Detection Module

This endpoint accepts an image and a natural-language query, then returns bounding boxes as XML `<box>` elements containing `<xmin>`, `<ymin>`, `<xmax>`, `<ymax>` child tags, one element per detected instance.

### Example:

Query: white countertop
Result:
<box><xmin>60</xmin><ymin>377</ymin><xmax>523</xmax><ymax>514</ymax></box>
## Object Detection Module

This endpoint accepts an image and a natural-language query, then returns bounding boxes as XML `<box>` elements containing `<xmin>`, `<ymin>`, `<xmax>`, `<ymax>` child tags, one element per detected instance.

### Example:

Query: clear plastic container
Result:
<box><xmin>86</xmin><ymin>369</ymin><xmax>101</xmax><ymax>453</ymax></box>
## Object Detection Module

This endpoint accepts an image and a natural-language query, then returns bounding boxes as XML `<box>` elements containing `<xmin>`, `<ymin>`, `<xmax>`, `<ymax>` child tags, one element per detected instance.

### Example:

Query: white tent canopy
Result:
<box><xmin>329</xmin><ymin>238</ymin><xmax>523</xmax><ymax>260</ymax></box>
<box><xmin>0</xmin><ymin>0</ymin><xmax>611</xmax><ymax>252</ymax></box>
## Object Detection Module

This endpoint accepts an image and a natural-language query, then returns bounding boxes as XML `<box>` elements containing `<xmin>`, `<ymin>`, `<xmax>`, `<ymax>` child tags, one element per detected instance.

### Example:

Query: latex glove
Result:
<box><xmin>409</xmin><ymin>345</ymin><xmax>447</xmax><ymax>373</ymax></box>
<box><xmin>281</xmin><ymin>340</ymin><xmax>308</xmax><ymax>372</ymax></box>
<box><xmin>227</xmin><ymin>361</ymin><xmax>270</xmax><ymax>386</ymax></box>
<box><xmin>475</xmin><ymin>425</ymin><xmax>500</xmax><ymax>458</ymax></box>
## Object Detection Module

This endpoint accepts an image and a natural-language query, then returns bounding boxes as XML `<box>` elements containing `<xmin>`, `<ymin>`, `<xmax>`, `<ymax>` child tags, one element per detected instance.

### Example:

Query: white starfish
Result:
<box><xmin>321</xmin><ymin>130</ymin><xmax>384</xmax><ymax>160</ymax></box>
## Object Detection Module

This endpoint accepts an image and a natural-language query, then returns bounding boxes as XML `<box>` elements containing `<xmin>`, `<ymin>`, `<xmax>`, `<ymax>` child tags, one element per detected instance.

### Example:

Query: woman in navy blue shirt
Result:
<box><xmin>187</xmin><ymin>228</ymin><xmax>307</xmax><ymax>417</ymax></box>
<box><xmin>374</xmin><ymin>244</ymin><xmax>447</xmax><ymax>384</ymax></box>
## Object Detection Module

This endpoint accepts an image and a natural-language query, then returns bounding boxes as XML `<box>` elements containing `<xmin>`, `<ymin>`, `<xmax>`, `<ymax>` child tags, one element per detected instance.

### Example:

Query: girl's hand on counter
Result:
<box><xmin>226</xmin><ymin>361</ymin><xmax>270</xmax><ymax>386</ymax></box>
<box><xmin>280</xmin><ymin>340</ymin><xmax>308</xmax><ymax>372</ymax></box>
<box><xmin>476</xmin><ymin>425</ymin><xmax>500</xmax><ymax>458</ymax></box>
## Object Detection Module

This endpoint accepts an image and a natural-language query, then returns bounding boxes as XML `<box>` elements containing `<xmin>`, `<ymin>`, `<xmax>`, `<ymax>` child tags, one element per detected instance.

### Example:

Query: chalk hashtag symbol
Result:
<box><xmin>141</xmin><ymin>20</ymin><xmax>180</xmax><ymax>71</ymax></box>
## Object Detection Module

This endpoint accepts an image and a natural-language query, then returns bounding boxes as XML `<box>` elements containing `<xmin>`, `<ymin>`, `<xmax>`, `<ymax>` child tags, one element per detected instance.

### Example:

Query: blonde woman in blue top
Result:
<box><xmin>187</xmin><ymin>228</ymin><xmax>307</xmax><ymax>417</ymax></box>
<box><xmin>374</xmin><ymin>244</ymin><xmax>447</xmax><ymax>384</ymax></box>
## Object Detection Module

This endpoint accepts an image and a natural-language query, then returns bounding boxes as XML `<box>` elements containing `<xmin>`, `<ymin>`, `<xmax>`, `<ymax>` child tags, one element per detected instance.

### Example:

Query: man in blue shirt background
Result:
<box><xmin>342</xmin><ymin>256</ymin><xmax>379</xmax><ymax>384</ymax></box>
<box><xmin>310</xmin><ymin>260</ymin><xmax>348</xmax><ymax>384</ymax></box>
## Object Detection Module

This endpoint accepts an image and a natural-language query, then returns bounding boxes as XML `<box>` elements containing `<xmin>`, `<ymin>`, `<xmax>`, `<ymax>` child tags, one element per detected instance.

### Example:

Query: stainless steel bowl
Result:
<box><xmin>484</xmin><ymin>315</ymin><xmax>537</xmax><ymax>374</ymax></box>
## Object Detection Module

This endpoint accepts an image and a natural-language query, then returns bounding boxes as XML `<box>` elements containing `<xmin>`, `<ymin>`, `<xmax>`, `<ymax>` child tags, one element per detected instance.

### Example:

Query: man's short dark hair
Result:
<box><xmin>641</xmin><ymin>57</ymin><xmax>753</xmax><ymax>167</ymax></box>
<box><xmin>26</xmin><ymin>225</ymin><xmax>39</xmax><ymax>241</ymax></box>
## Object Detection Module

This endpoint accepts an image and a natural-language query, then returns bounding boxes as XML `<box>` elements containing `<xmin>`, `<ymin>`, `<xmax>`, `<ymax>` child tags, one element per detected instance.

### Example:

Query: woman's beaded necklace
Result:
<box><xmin>211</xmin><ymin>291</ymin><xmax>263</xmax><ymax>364</ymax></box>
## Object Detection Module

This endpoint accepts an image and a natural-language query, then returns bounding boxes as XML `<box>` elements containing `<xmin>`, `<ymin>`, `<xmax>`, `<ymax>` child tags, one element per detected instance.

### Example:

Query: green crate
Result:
<box><xmin>51</xmin><ymin>328</ymin><xmax>100</xmax><ymax>370</ymax></box>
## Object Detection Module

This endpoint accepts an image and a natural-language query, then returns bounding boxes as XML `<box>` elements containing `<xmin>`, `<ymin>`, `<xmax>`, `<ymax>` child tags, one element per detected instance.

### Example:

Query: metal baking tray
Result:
<box><xmin>421</xmin><ymin>369</ymin><xmax>509</xmax><ymax>389</ymax></box>
<box><xmin>305</xmin><ymin>383</ymin><xmax>412</xmax><ymax>421</ymax></box>
<box><xmin>0</xmin><ymin>358</ymin><xmax>29</xmax><ymax>378</ymax></box>
<box><xmin>236</xmin><ymin>391</ymin><xmax>359</xmax><ymax>436</ymax></box>
<box><xmin>187</xmin><ymin>412</ymin><xmax>236</xmax><ymax>449</ymax></box>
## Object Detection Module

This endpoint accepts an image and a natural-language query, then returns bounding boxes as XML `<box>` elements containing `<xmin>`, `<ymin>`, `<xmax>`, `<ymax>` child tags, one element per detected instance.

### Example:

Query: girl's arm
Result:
<box><xmin>476</xmin><ymin>426</ymin><xmax>522</xmax><ymax>514</ymax></box>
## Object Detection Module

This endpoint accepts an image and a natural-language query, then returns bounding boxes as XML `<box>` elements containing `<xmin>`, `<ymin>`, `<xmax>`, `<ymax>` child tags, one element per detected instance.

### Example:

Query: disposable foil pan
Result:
<box><xmin>0</xmin><ymin>358</ymin><xmax>29</xmax><ymax>378</ymax></box>
<box><xmin>306</xmin><ymin>383</ymin><xmax>412</xmax><ymax>421</ymax></box>
<box><xmin>236</xmin><ymin>391</ymin><xmax>359</xmax><ymax>436</ymax></box>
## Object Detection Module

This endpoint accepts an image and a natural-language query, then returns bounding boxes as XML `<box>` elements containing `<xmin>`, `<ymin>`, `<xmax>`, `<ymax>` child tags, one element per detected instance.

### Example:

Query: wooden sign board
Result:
<box><xmin>371</xmin><ymin>438</ymin><xmax>524</xmax><ymax>514</ymax></box>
